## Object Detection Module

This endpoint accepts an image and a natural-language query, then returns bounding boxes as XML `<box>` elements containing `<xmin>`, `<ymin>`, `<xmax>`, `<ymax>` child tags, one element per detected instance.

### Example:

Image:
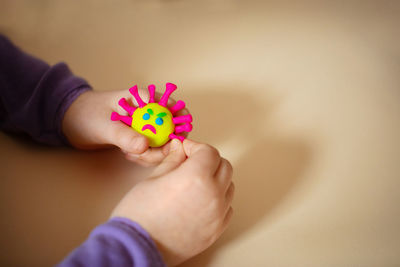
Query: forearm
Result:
<box><xmin>0</xmin><ymin>35</ymin><xmax>91</xmax><ymax>145</ymax></box>
<box><xmin>57</xmin><ymin>217</ymin><xmax>165</xmax><ymax>267</ymax></box>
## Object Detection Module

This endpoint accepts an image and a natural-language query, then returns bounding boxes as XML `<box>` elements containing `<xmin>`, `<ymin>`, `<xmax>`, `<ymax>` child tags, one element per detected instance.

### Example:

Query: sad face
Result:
<box><xmin>111</xmin><ymin>83</ymin><xmax>193</xmax><ymax>147</ymax></box>
<box><xmin>131</xmin><ymin>103</ymin><xmax>174</xmax><ymax>147</ymax></box>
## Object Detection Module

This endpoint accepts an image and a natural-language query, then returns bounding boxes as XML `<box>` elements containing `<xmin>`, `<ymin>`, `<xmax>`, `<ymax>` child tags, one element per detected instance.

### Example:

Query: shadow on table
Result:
<box><xmin>0</xmin><ymin>133</ymin><xmax>152</xmax><ymax>266</ymax></box>
<box><xmin>179</xmin><ymin>85</ymin><xmax>313</xmax><ymax>266</ymax></box>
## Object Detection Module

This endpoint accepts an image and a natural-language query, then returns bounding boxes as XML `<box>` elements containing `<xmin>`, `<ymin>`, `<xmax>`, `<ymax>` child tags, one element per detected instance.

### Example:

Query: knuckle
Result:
<box><xmin>229</xmin><ymin>182</ymin><xmax>235</xmax><ymax>194</ymax></box>
<box><xmin>200</xmin><ymin>144</ymin><xmax>220</xmax><ymax>158</ymax></box>
<box><xmin>117</xmin><ymin>132</ymin><xmax>133</xmax><ymax>147</ymax></box>
<box><xmin>222</xmin><ymin>158</ymin><xmax>233</xmax><ymax>175</ymax></box>
<box><xmin>132</xmin><ymin>138</ymin><xmax>148</xmax><ymax>153</ymax></box>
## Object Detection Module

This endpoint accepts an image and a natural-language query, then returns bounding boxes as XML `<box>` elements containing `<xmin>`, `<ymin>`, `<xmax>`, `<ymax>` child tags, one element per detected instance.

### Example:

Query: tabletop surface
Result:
<box><xmin>0</xmin><ymin>1</ymin><xmax>399</xmax><ymax>266</ymax></box>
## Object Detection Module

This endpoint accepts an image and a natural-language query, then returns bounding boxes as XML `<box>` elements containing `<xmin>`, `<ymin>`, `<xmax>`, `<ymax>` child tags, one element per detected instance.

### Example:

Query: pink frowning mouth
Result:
<box><xmin>142</xmin><ymin>124</ymin><xmax>156</xmax><ymax>134</ymax></box>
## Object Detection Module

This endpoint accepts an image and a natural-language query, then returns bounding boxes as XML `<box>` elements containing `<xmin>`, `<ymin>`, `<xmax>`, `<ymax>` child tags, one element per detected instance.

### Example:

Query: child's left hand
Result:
<box><xmin>62</xmin><ymin>88</ymin><xmax>190</xmax><ymax>166</ymax></box>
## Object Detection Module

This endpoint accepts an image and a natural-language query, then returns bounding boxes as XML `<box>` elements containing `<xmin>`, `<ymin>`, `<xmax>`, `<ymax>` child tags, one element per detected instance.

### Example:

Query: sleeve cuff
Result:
<box><xmin>55</xmin><ymin>83</ymin><xmax>92</xmax><ymax>146</ymax></box>
<box><xmin>57</xmin><ymin>217</ymin><xmax>166</xmax><ymax>267</ymax></box>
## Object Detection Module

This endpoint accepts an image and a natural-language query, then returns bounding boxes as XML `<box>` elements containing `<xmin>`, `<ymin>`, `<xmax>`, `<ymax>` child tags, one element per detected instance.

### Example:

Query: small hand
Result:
<box><xmin>62</xmin><ymin>88</ymin><xmax>189</xmax><ymax>166</ymax></box>
<box><xmin>111</xmin><ymin>139</ymin><xmax>234</xmax><ymax>266</ymax></box>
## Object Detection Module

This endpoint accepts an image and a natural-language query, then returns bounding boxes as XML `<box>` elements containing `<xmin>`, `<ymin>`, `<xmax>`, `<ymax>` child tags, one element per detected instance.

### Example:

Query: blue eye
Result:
<box><xmin>143</xmin><ymin>113</ymin><xmax>150</xmax><ymax>120</ymax></box>
<box><xmin>155</xmin><ymin>117</ymin><xmax>164</xmax><ymax>125</ymax></box>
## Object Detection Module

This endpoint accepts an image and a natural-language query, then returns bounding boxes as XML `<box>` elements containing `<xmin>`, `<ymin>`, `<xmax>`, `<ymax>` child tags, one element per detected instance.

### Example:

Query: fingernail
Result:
<box><xmin>170</xmin><ymin>139</ymin><xmax>180</xmax><ymax>152</ymax></box>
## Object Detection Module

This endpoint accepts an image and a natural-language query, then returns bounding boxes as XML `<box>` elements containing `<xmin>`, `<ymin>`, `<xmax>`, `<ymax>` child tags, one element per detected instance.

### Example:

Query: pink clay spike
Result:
<box><xmin>159</xmin><ymin>83</ymin><xmax>177</xmax><ymax>107</ymax></box>
<box><xmin>111</xmin><ymin>112</ymin><xmax>133</xmax><ymax>126</ymax></box>
<box><xmin>169</xmin><ymin>134</ymin><xmax>185</xmax><ymax>142</ymax></box>
<box><xmin>170</xmin><ymin>100</ymin><xmax>186</xmax><ymax>115</ymax></box>
<box><xmin>148</xmin><ymin>84</ymin><xmax>156</xmax><ymax>103</ymax></box>
<box><xmin>118</xmin><ymin>98</ymin><xmax>136</xmax><ymax>116</ymax></box>
<box><xmin>129</xmin><ymin>85</ymin><xmax>146</xmax><ymax>108</ymax></box>
<box><xmin>175</xmin><ymin>123</ymin><xmax>193</xmax><ymax>134</ymax></box>
<box><xmin>172</xmin><ymin>114</ymin><xmax>193</xmax><ymax>124</ymax></box>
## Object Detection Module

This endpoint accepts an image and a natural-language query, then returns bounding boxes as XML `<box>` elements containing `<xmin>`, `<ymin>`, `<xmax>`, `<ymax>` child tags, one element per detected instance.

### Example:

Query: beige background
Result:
<box><xmin>1</xmin><ymin>0</ymin><xmax>400</xmax><ymax>266</ymax></box>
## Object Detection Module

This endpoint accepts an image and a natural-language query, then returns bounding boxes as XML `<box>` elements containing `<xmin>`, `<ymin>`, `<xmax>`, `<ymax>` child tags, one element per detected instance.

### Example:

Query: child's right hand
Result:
<box><xmin>111</xmin><ymin>139</ymin><xmax>234</xmax><ymax>266</ymax></box>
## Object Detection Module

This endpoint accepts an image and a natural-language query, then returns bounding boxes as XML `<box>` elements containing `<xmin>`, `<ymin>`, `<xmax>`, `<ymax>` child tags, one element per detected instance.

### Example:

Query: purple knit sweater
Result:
<box><xmin>0</xmin><ymin>35</ymin><xmax>165</xmax><ymax>267</ymax></box>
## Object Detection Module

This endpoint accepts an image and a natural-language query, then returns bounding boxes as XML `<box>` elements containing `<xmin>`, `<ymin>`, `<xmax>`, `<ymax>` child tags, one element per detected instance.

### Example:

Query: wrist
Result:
<box><xmin>61</xmin><ymin>89</ymin><xmax>94</xmax><ymax>148</ymax></box>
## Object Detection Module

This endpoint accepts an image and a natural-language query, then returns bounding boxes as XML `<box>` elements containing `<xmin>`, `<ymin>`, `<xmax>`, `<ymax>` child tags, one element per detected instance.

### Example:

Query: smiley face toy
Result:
<box><xmin>111</xmin><ymin>83</ymin><xmax>193</xmax><ymax>147</ymax></box>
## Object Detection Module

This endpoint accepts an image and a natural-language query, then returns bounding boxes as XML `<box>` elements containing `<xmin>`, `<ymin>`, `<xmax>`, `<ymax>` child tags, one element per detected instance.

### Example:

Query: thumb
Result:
<box><xmin>151</xmin><ymin>139</ymin><xmax>186</xmax><ymax>177</ymax></box>
<box><xmin>108</xmin><ymin>122</ymin><xmax>149</xmax><ymax>154</ymax></box>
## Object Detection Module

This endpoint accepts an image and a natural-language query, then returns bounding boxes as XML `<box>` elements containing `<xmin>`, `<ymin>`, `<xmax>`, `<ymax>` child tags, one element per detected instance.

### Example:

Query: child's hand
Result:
<box><xmin>62</xmin><ymin>88</ymin><xmax>190</xmax><ymax>166</ymax></box>
<box><xmin>111</xmin><ymin>139</ymin><xmax>234</xmax><ymax>266</ymax></box>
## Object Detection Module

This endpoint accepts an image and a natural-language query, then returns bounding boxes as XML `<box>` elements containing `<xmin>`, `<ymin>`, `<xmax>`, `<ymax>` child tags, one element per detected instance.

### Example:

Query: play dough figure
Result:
<box><xmin>111</xmin><ymin>83</ymin><xmax>193</xmax><ymax>147</ymax></box>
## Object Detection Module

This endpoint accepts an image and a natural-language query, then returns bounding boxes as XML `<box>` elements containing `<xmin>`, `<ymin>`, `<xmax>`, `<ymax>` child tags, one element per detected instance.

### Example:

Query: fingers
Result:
<box><xmin>125</xmin><ymin>146</ymin><xmax>169</xmax><ymax>166</ymax></box>
<box><xmin>181</xmin><ymin>139</ymin><xmax>221</xmax><ymax>177</ymax></box>
<box><xmin>108</xmin><ymin>122</ymin><xmax>149</xmax><ymax>154</ymax></box>
<box><xmin>225</xmin><ymin>182</ymin><xmax>235</xmax><ymax>203</ymax></box>
<box><xmin>182</xmin><ymin>140</ymin><xmax>233</xmax><ymax>195</ymax></box>
<box><xmin>214</xmin><ymin>158</ymin><xmax>233</xmax><ymax>191</ymax></box>
<box><xmin>150</xmin><ymin>139</ymin><xmax>187</xmax><ymax>177</ymax></box>
<box><xmin>221</xmin><ymin>206</ymin><xmax>234</xmax><ymax>232</ymax></box>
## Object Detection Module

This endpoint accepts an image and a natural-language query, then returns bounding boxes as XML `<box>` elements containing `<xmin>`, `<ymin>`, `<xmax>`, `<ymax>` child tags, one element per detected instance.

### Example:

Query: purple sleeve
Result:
<box><xmin>57</xmin><ymin>217</ymin><xmax>166</xmax><ymax>267</ymax></box>
<box><xmin>0</xmin><ymin>34</ymin><xmax>91</xmax><ymax>145</ymax></box>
